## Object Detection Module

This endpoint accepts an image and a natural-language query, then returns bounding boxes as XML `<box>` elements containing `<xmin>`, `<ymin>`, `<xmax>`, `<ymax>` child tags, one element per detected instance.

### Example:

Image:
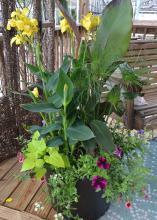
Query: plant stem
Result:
<box><xmin>63</xmin><ymin>103</ymin><xmax>68</xmax><ymax>155</ymax></box>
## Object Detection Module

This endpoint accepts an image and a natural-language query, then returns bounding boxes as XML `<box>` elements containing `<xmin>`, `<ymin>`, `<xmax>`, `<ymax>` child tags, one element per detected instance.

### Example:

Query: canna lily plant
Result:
<box><xmin>8</xmin><ymin>0</ymin><xmax>150</xmax><ymax>219</ymax></box>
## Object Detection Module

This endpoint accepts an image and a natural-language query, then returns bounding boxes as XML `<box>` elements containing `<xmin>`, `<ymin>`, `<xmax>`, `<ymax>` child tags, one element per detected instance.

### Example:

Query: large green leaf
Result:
<box><xmin>48</xmin><ymin>93</ymin><xmax>62</xmax><ymax>108</ymax></box>
<box><xmin>27</xmin><ymin>64</ymin><xmax>40</xmax><ymax>74</ymax></box>
<box><xmin>90</xmin><ymin>120</ymin><xmax>115</xmax><ymax>152</ymax></box>
<box><xmin>46</xmin><ymin>73</ymin><xmax>59</xmax><ymax>92</ymax></box>
<box><xmin>21</xmin><ymin>103</ymin><xmax>60</xmax><ymax>113</ymax></box>
<box><xmin>92</xmin><ymin>0</ymin><xmax>132</xmax><ymax>74</ymax></box>
<box><xmin>44</xmin><ymin>151</ymin><xmax>67</xmax><ymax>168</ymax></box>
<box><xmin>46</xmin><ymin>57</ymin><xmax>70</xmax><ymax>92</ymax></box>
<box><xmin>21</xmin><ymin>158</ymin><xmax>35</xmax><ymax>172</ymax></box>
<box><xmin>40</xmin><ymin>123</ymin><xmax>61</xmax><ymax>135</ymax></box>
<box><xmin>34</xmin><ymin>167</ymin><xmax>47</xmax><ymax>180</ymax></box>
<box><xmin>67</xmin><ymin>125</ymin><xmax>95</xmax><ymax>141</ymax></box>
<box><xmin>56</xmin><ymin>70</ymin><xmax>74</xmax><ymax>105</ymax></box>
<box><xmin>60</xmin><ymin>55</ymin><xmax>71</xmax><ymax>73</ymax></box>
<box><xmin>47</xmin><ymin>136</ymin><xmax>63</xmax><ymax>147</ymax></box>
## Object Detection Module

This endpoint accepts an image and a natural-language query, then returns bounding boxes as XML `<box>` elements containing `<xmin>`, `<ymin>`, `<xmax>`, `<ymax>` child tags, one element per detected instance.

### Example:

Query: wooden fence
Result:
<box><xmin>1</xmin><ymin>20</ymin><xmax>157</xmax><ymax>95</ymax></box>
<box><xmin>52</xmin><ymin>20</ymin><xmax>157</xmax><ymax>69</ymax></box>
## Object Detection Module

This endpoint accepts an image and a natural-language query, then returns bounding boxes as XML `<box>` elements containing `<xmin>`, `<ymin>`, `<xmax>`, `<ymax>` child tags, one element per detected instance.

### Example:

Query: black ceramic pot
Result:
<box><xmin>72</xmin><ymin>178</ymin><xmax>110</xmax><ymax>220</ymax></box>
<box><xmin>46</xmin><ymin>171</ymin><xmax>110</xmax><ymax>220</ymax></box>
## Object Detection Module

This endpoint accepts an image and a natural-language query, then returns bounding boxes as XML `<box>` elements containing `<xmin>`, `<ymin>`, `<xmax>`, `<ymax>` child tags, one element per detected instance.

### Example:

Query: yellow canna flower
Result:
<box><xmin>7</xmin><ymin>19</ymin><xmax>16</xmax><ymax>30</ymax></box>
<box><xmin>10</xmin><ymin>34</ymin><xmax>25</xmax><ymax>46</ymax></box>
<box><xmin>21</xmin><ymin>8</ymin><xmax>29</xmax><ymax>16</ymax></box>
<box><xmin>7</xmin><ymin>8</ymin><xmax>39</xmax><ymax>45</ymax></box>
<box><xmin>16</xmin><ymin>20</ymin><xmax>24</xmax><ymax>31</ymax></box>
<box><xmin>60</xmin><ymin>18</ymin><xmax>73</xmax><ymax>34</ymax></box>
<box><xmin>6</xmin><ymin>197</ymin><xmax>13</xmax><ymax>203</ymax></box>
<box><xmin>11</xmin><ymin>8</ymin><xmax>21</xmax><ymax>18</ymax></box>
<box><xmin>32</xmin><ymin>87</ymin><xmax>39</xmax><ymax>98</ymax></box>
<box><xmin>80</xmin><ymin>12</ymin><xmax>100</xmax><ymax>31</ymax></box>
<box><xmin>31</xmin><ymin>18</ymin><xmax>38</xmax><ymax>27</ymax></box>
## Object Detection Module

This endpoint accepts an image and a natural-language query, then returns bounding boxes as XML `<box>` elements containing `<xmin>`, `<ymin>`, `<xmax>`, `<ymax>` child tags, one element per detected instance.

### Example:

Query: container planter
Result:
<box><xmin>46</xmin><ymin>172</ymin><xmax>110</xmax><ymax>220</ymax></box>
<box><xmin>73</xmin><ymin>178</ymin><xmax>110</xmax><ymax>220</ymax></box>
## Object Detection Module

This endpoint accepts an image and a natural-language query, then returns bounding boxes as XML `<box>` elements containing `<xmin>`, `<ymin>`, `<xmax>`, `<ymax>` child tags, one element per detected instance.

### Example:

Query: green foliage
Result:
<box><xmin>67</xmin><ymin>124</ymin><xmax>95</xmax><ymax>142</ymax></box>
<box><xmin>48</xmin><ymin>127</ymin><xmax>150</xmax><ymax>219</ymax></box>
<box><xmin>21</xmin><ymin>103</ymin><xmax>60</xmax><ymax>113</ymax></box>
<box><xmin>92</xmin><ymin>0</ymin><xmax>133</xmax><ymax>75</ymax></box>
<box><xmin>16</xmin><ymin>1</ymin><xmax>150</xmax><ymax>218</ymax></box>
<box><xmin>21</xmin><ymin>131</ymin><xmax>69</xmax><ymax>178</ymax></box>
<box><xmin>56</xmin><ymin>70</ymin><xmax>74</xmax><ymax>105</ymax></box>
<box><xmin>106</xmin><ymin>85</ymin><xmax>121</xmax><ymax>108</ymax></box>
<box><xmin>90</xmin><ymin>120</ymin><xmax>115</xmax><ymax>151</ymax></box>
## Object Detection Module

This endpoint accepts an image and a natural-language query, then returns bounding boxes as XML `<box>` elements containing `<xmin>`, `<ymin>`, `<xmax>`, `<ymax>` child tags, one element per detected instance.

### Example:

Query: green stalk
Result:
<box><xmin>34</xmin><ymin>43</ymin><xmax>54</xmax><ymax>125</ymax></box>
<box><xmin>63</xmin><ymin>84</ymin><xmax>69</xmax><ymax>155</ymax></box>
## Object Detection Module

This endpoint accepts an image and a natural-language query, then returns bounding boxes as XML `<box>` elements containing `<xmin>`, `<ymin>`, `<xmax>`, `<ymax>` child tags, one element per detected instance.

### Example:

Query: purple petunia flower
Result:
<box><xmin>114</xmin><ymin>146</ymin><xmax>123</xmax><ymax>159</ymax></box>
<box><xmin>92</xmin><ymin>176</ymin><xmax>108</xmax><ymax>190</ymax></box>
<box><xmin>96</xmin><ymin>157</ymin><xmax>111</xmax><ymax>169</ymax></box>
<box><xmin>137</xmin><ymin>129</ymin><xmax>144</xmax><ymax>135</ymax></box>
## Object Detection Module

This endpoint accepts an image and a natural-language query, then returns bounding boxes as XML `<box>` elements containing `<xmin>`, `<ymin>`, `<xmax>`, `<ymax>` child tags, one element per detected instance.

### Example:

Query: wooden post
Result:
<box><xmin>79</xmin><ymin>0</ymin><xmax>89</xmax><ymax>18</ymax></box>
<box><xmin>126</xmin><ymin>87</ymin><xmax>134</xmax><ymax>129</ymax></box>
<box><xmin>55</xmin><ymin>0</ymin><xmax>81</xmax><ymax>44</ymax></box>
<box><xmin>126</xmin><ymin>100</ymin><xmax>134</xmax><ymax>129</ymax></box>
<box><xmin>47</xmin><ymin>0</ymin><xmax>55</xmax><ymax>72</ymax></box>
<box><xmin>1</xmin><ymin>0</ymin><xmax>19</xmax><ymax>95</ymax></box>
<box><xmin>33</xmin><ymin>0</ymin><xmax>42</xmax><ymax>36</ymax></box>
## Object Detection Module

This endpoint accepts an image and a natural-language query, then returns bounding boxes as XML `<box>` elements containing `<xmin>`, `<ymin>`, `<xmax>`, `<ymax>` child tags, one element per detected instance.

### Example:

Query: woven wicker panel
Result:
<box><xmin>0</xmin><ymin>96</ymin><xmax>41</xmax><ymax>162</ymax></box>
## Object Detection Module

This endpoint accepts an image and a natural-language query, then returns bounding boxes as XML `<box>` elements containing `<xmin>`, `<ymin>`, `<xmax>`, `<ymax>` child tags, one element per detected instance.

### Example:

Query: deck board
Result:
<box><xmin>0</xmin><ymin>158</ymin><xmax>17</xmax><ymax>179</ymax></box>
<box><xmin>0</xmin><ymin>163</ymin><xmax>21</xmax><ymax>203</ymax></box>
<box><xmin>47</xmin><ymin>208</ymin><xmax>56</xmax><ymax>220</ymax></box>
<box><xmin>5</xmin><ymin>179</ymin><xmax>42</xmax><ymax>211</ymax></box>
<box><xmin>0</xmin><ymin>157</ymin><xmax>55</xmax><ymax>220</ymax></box>
<box><xmin>26</xmin><ymin>183</ymin><xmax>54</xmax><ymax>219</ymax></box>
<box><xmin>0</xmin><ymin>205</ymin><xmax>43</xmax><ymax>220</ymax></box>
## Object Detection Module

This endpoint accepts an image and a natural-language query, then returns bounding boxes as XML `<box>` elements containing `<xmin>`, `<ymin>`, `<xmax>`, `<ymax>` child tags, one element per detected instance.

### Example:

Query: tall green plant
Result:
<box><xmin>92</xmin><ymin>0</ymin><xmax>133</xmax><ymax>76</ymax></box>
<box><xmin>8</xmin><ymin>0</ymin><xmax>133</xmax><ymax>180</ymax></box>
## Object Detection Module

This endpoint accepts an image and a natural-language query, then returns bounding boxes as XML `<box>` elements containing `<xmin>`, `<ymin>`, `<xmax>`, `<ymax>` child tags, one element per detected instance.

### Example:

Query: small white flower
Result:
<box><xmin>54</xmin><ymin>213</ymin><xmax>64</xmax><ymax>220</ymax></box>
<box><xmin>34</xmin><ymin>207</ymin><xmax>38</xmax><ymax>212</ymax></box>
<box><xmin>74</xmin><ymin>197</ymin><xmax>78</xmax><ymax>202</ymax></box>
<box><xmin>34</xmin><ymin>202</ymin><xmax>44</xmax><ymax>212</ymax></box>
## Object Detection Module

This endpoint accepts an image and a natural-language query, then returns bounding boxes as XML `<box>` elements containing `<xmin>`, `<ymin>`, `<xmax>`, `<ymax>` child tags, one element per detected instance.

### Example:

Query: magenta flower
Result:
<box><xmin>96</xmin><ymin>157</ymin><xmax>111</xmax><ymax>169</ymax></box>
<box><xmin>17</xmin><ymin>152</ymin><xmax>24</xmax><ymax>163</ymax></box>
<box><xmin>125</xmin><ymin>201</ymin><xmax>132</xmax><ymax>208</ymax></box>
<box><xmin>92</xmin><ymin>176</ymin><xmax>108</xmax><ymax>190</ymax></box>
<box><xmin>113</xmin><ymin>147</ymin><xmax>123</xmax><ymax>159</ymax></box>
<box><xmin>144</xmin><ymin>194</ymin><xmax>149</xmax><ymax>200</ymax></box>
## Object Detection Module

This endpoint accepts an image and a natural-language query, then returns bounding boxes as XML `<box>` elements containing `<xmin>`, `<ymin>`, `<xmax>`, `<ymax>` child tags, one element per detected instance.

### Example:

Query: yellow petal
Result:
<box><xmin>10</xmin><ymin>36</ymin><xmax>17</xmax><ymax>46</ymax></box>
<box><xmin>16</xmin><ymin>20</ymin><xmax>24</xmax><ymax>31</ymax></box>
<box><xmin>11</xmin><ymin>8</ymin><xmax>20</xmax><ymax>18</ymax></box>
<box><xmin>32</xmin><ymin>87</ymin><xmax>39</xmax><ymax>98</ymax></box>
<box><xmin>80</xmin><ymin>12</ymin><xmax>100</xmax><ymax>31</ymax></box>
<box><xmin>7</xmin><ymin>23</ymin><xmax>11</xmax><ymax>30</ymax></box>
<box><xmin>22</xmin><ymin>8</ymin><xmax>29</xmax><ymax>16</ymax></box>
<box><xmin>6</xmin><ymin>198</ymin><xmax>13</xmax><ymax>203</ymax></box>
<box><xmin>31</xmin><ymin>19</ymin><xmax>38</xmax><ymax>27</ymax></box>
<box><xmin>60</xmin><ymin>18</ymin><xmax>72</xmax><ymax>34</ymax></box>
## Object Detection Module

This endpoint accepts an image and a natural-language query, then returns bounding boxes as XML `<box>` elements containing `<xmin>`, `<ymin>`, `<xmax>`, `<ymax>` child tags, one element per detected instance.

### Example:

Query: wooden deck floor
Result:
<box><xmin>0</xmin><ymin>157</ymin><xmax>55</xmax><ymax>220</ymax></box>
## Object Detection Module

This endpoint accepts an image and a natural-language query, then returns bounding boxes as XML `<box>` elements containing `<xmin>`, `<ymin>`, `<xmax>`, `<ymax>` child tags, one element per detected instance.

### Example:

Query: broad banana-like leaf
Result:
<box><xmin>92</xmin><ymin>0</ymin><xmax>133</xmax><ymax>75</ymax></box>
